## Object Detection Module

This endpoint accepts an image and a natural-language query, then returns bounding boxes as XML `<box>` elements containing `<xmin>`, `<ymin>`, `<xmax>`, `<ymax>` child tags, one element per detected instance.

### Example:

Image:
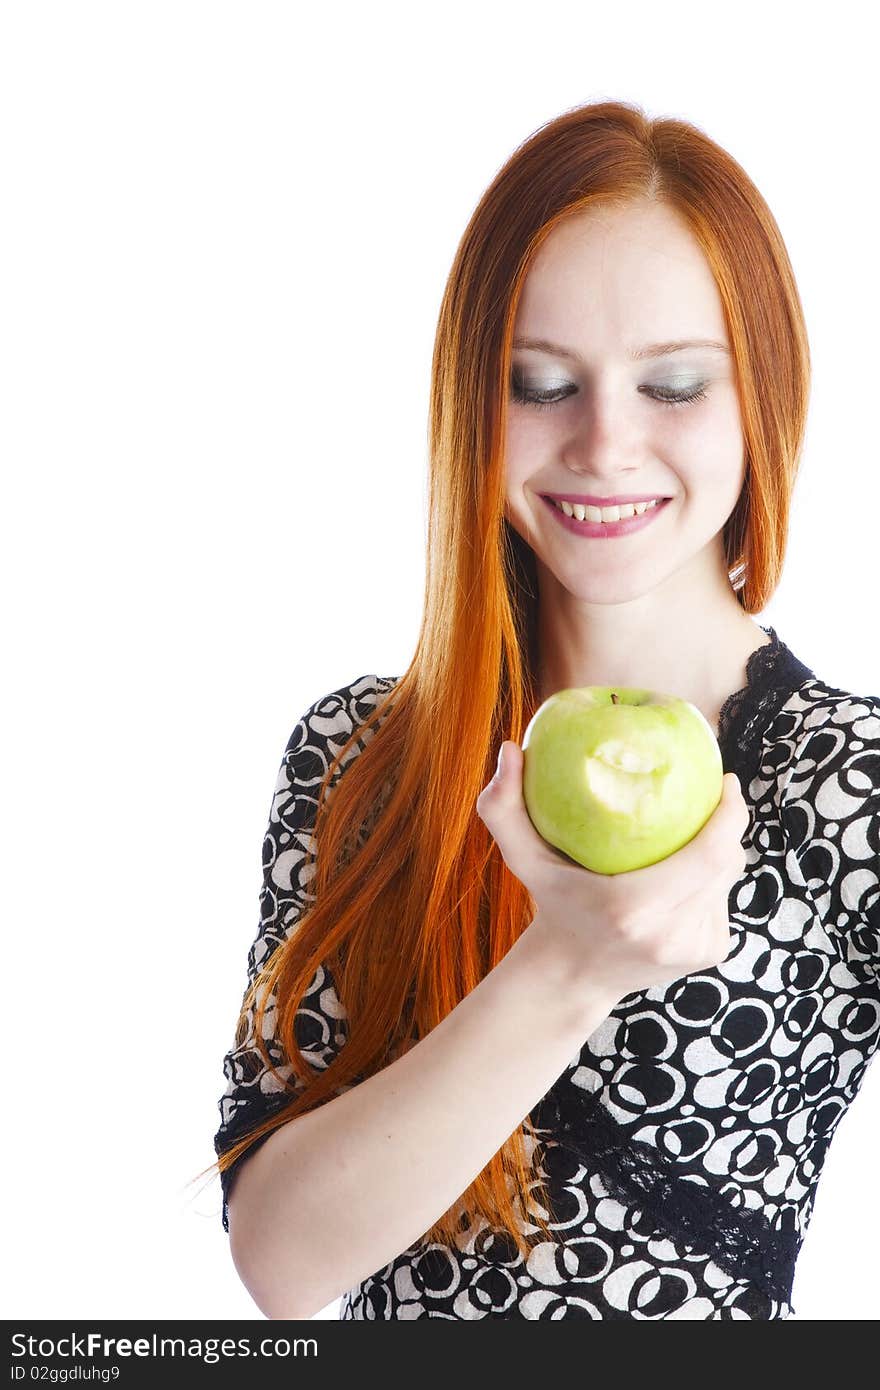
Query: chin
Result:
<box><xmin>544</xmin><ymin>564</ymin><xmax>661</xmax><ymax>606</ymax></box>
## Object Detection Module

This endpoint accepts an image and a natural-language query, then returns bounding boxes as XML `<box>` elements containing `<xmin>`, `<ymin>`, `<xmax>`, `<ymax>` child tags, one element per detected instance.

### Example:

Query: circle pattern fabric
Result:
<box><xmin>214</xmin><ymin>632</ymin><xmax>880</xmax><ymax>1319</ymax></box>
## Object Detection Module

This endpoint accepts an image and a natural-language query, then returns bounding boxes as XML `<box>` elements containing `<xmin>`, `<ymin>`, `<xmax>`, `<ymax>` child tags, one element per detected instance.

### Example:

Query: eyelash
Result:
<box><xmin>509</xmin><ymin>380</ymin><xmax>709</xmax><ymax>411</ymax></box>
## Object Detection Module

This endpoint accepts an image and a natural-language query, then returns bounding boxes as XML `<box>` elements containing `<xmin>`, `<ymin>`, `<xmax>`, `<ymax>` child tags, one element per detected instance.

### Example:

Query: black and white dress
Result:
<box><xmin>213</xmin><ymin>626</ymin><xmax>880</xmax><ymax>1319</ymax></box>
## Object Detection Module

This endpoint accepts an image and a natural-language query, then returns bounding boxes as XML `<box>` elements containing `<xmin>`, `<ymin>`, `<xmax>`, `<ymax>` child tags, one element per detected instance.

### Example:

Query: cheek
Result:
<box><xmin>699</xmin><ymin>441</ymin><xmax>747</xmax><ymax>505</ymax></box>
<box><xmin>673</xmin><ymin>408</ymin><xmax>745</xmax><ymax>502</ymax></box>
<box><xmin>502</xmin><ymin>422</ymin><xmax>539</xmax><ymax>498</ymax></box>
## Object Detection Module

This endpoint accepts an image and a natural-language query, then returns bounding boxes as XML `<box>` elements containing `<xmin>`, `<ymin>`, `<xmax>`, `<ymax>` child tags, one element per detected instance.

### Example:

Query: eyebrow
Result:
<box><xmin>512</xmin><ymin>335</ymin><xmax>731</xmax><ymax>361</ymax></box>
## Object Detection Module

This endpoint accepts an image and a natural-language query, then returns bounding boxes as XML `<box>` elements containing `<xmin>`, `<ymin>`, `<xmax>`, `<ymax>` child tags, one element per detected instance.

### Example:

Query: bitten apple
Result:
<box><xmin>522</xmin><ymin>686</ymin><xmax>724</xmax><ymax>875</ymax></box>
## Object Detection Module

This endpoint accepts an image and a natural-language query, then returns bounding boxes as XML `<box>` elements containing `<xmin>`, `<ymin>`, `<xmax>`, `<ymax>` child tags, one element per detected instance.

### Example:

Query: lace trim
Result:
<box><xmin>532</xmin><ymin>1083</ymin><xmax>801</xmax><ymax>1305</ymax></box>
<box><xmin>717</xmin><ymin>626</ymin><xmax>778</xmax><ymax>743</ymax></box>
<box><xmin>215</xmin><ymin>1091</ymin><xmax>296</xmax><ymax>1233</ymax></box>
<box><xmin>716</xmin><ymin>626</ymin><xmax>816</xmax><ymax>785</ymax></box>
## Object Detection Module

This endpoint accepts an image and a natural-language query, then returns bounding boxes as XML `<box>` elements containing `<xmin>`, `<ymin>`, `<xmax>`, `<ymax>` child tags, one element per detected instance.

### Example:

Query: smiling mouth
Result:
<box><xmin>540</xmin><ymin>493</ymin><xmax>672</xmax><ymax>536</ymax></box>
<box><xmin>546</xmin><ymin>496</ymin><xmax>666</xmax><ymax>518</ymax></box>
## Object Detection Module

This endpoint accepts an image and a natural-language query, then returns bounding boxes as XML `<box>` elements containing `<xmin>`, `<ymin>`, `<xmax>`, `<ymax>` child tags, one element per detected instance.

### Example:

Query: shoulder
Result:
<box><xmin>267</xmin><ymin>675</ymin><xmax>401</xmax><ymax>841</ymax></box>
<box><xmin>775</xmin><ymin>676</ymin><xmax>880</xmax><ymax>840</ymax></box>
<box><xmin>778</xmin><ymin>677</ymin><xmax>880</xmax><ymax>779</ymax></box>
<box><xmin>278</xmin><ymin>672</ymin><xmax>401</xmax><ymax>771</ymax></box>
<box><xmin>253</xmin><ymin>674</ymin><xmax>400</xmax><ymax>972</ymax></box>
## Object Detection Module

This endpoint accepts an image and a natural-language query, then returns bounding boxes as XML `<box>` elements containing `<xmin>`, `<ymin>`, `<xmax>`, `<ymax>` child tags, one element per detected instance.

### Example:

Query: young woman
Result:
<box><xmin>200</xmin><ymin>100</ymin><xmax>880</xmax><ymax>1319</ymax></box>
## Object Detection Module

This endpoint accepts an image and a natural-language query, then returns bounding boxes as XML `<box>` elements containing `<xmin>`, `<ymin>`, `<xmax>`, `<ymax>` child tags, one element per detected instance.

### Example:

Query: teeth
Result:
<box><xmin>553</xmin><ymin>497</ymin><xmax>663</xmax><ymax>522</ymax></box>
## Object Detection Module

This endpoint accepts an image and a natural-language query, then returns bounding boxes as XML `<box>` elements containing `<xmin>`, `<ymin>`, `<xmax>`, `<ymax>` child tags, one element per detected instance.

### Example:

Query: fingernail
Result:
<box><xmin>495</xmin><ymin>744</ymin><xmax>505</xmax><ymax>779</ymax></box>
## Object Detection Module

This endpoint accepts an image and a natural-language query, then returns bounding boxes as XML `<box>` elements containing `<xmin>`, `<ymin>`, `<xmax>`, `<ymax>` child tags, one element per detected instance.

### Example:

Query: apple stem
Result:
<box><xmin>610</xmin><ymin>692</ymin><xmax>619</xmax><ymax>704</ymax></box>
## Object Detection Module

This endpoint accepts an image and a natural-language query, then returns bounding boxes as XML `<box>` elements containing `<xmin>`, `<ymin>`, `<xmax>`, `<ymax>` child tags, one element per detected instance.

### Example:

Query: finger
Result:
<box><xmin>476</xmin><ymin>741</ymin><xmax>558</xmax><ymax>878</ymax></box>
<box><xmin>611</xmin><ymin>773</ymin><xmax>743</xmax><ymax>913</ymax></box>
<box><xmin>722</xmin><ymin>771</ymin><xmax>750</xmax><ymax>832</ymax></box>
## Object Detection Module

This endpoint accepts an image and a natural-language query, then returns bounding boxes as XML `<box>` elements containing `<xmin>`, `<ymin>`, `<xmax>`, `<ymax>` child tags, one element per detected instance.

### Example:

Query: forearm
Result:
<box><xmin>227</xmin><ymin>917</ymin><xmax>616</xmax><ymax>1319</ymax></box>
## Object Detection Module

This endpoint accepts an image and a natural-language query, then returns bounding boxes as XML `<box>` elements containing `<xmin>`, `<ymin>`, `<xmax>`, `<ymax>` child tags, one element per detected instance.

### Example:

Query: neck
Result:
<box><xmin>533</xmin><ymin>551</ymin><xmax>768</xmax><ymax>733</ymax></box>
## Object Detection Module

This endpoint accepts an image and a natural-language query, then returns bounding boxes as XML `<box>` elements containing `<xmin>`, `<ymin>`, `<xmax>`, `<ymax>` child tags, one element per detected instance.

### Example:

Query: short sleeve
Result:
<box><xmin>778</xmin><ymin>691</ymin><xmax>880</xmax><ymax>992</ymax></box>
<box><xmin>213</xmin><ymin>686</ymin><xmax>369</xmax><ymax>1234</ymax></box>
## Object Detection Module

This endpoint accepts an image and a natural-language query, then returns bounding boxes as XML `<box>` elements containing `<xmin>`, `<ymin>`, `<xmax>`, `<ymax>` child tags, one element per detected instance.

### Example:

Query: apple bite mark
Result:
<box><xmin>585</xmin><ymin>739</ymin><xmax>666</xmax><ymax>817</ymax></box>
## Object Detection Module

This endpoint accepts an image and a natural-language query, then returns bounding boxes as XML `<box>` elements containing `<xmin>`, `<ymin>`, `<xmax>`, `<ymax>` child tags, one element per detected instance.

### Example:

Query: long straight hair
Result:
<box><xmin>196</xmin><ymin>99</ymin><xmax>810</xmax><ymax>1259</ymax></box>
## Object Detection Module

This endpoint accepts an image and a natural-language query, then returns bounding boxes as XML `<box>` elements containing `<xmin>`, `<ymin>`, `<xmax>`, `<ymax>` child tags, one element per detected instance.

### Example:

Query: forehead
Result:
<box><xmin>514</xmin><ymin>201</ymin><xmax>727</xmax><ymax>349</ymax></box>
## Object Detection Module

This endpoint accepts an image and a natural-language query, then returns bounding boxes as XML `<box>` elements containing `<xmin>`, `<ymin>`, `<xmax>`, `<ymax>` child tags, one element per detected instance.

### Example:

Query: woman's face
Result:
<box><xmin>503</xmin><ymin>198</ymin><xmax>746</xmax><ymax>606</ymax></box>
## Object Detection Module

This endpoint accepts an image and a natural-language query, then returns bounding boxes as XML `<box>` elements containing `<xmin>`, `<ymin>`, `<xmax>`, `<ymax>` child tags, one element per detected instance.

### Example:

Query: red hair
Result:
<box><xmin>194</xmin><ymin>99</ymin><xmax>810</xmax><ymax>1260</ymax></box>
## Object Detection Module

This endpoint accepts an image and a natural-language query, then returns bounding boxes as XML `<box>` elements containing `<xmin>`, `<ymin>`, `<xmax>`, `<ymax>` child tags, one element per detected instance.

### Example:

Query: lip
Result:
<box><xmin>541</xmin><ymin>492</ymin><xmax>671</xmax><ymax>506</ymax></box>
<box><xmin>541</xmin><ymin>493</ymin><xmax>672</xmax><ymax>538</ymax></box>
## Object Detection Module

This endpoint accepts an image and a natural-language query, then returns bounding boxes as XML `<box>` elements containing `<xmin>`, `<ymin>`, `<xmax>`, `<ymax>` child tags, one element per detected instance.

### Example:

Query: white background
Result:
<box><xmin>3</xmin><ymin>0</ymin><xmax>877</xmax><ymax>1322</ymax></box>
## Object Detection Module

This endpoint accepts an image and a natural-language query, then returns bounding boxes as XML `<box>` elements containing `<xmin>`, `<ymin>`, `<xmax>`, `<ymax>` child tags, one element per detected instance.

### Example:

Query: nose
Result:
<box><xmin>559</xmin><ymin>393</ymin><xmax>642</xmax><ymax>483</ymax></box>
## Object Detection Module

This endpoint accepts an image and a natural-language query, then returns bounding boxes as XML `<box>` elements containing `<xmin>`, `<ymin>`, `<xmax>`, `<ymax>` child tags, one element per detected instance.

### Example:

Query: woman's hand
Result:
<box><xmin>476</xmin><ymin>739</ymin><xmax>749</xmax><ymax>1005</ymax></box>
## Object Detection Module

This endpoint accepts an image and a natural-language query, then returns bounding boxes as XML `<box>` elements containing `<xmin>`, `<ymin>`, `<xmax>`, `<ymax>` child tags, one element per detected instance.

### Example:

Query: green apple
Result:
<box><xmin>521</xmin><ymin>686</ymin><xmax>724</xmax><ymax>875</ymax></box>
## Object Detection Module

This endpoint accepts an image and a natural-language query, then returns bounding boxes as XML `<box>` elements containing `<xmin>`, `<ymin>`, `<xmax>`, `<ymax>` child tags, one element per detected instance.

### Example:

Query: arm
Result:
<box><xmin>228</xmin><ymin>914</ymin><xmax>616</xmax><ymax>1320</ymax></box>
<box><xmin>214</xmin><ymin>678</ymin><xmax>391</xmax><ymax>1235</ymax></box>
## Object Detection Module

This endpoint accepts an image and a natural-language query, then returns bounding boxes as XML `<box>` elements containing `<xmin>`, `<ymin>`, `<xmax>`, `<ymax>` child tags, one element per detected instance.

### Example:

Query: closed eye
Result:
<box><xmin>509</xmin><ymin>379</ymin><xmax>709</xmax><ymax>411</ymax></box>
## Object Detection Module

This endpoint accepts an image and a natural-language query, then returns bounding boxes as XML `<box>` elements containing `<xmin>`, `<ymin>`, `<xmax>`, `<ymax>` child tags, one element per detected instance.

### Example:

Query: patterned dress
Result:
<box><xmin>213</xmin><ymin>626</ymin><xmax>880</xmax><ymax>1319</ymax></box>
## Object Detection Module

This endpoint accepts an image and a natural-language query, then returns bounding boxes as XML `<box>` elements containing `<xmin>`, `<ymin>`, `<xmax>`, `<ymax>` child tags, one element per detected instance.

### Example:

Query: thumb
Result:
<box><xmin>476</xmin><ymin>740</ymin><xmax>544</xmax><ymax>874</ymax></box>
<box><xmin>484</xmin><ymin>738</ymin><xmax>516</xmax><ymax>790</ymax></box>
